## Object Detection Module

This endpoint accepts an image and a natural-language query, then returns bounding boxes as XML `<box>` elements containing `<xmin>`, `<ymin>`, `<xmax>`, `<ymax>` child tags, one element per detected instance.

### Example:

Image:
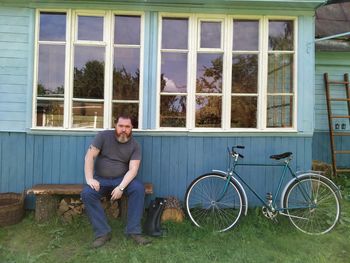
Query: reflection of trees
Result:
<box><xmin>269</xmin><ymin>21</ymin><xmax>293</xmax><ymax>50</ymax></box>
<box><xmin>160</xmin><ymin>73</ymin><xmax>186</xmax><ymax>127</ymax></box>
<box><xmin>196</xmin><ymin>57</ymin><xmax>222</xmax><ymax>93</ymax></box>
<box><xmin>113</xmin><ymin>66</ymin><xmax>139</xmax><ymax>100</ymax></box>
<box><xmin>73</xmin><ymin>60</ymin><xmax>104</xmax><ymax>99</ymax></box>
<box><xmin>37</xmin><ymin>83</ymin><xmax>64</xmax><ymax>96</ymax></box>
<box><xmin>232</xmin><ymin>55</ymin><xmax>258</xmax><ymax>93</ymax></box>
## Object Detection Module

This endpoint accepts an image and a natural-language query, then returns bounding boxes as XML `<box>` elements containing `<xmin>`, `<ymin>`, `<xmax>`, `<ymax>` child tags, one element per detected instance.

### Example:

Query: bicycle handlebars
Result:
<box><xmin>227</xmin><ymin>145</ymin><xmax>245</xmax><ymax>159</ymax></box>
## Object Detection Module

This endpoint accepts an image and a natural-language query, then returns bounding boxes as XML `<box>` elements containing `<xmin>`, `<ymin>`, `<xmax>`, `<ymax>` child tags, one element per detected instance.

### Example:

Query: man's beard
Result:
<box><xmin>116</xmin><ymin>131</ymin><xmax>132</xmax><ymax>143</ymax></box>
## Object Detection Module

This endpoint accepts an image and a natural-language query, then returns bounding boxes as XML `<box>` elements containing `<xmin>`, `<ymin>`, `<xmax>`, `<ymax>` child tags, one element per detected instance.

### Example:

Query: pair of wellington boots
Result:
<box><xmin>143</xmin><ymin>197</ymin><xmax>166</xmax><ymax>237</ymax></box>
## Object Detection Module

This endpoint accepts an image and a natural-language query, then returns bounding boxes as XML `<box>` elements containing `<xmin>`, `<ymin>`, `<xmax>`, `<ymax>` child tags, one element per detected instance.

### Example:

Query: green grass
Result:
<box><xmin>1</xmin><ymin>201</ymin><xmax>350</xmax><ymax>263</ymax></box>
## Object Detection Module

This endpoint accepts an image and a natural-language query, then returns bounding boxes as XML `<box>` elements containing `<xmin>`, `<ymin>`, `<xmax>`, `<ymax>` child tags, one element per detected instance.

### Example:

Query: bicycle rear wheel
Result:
<box><xmin>283</xmin><ymin>174</ymin><xmax>341</xmax><ymax>235</ymax></box>
<box><xmin>185</xmin><ymin>173</ymin><xmax>244</xmax><ymax>232</ymax></box>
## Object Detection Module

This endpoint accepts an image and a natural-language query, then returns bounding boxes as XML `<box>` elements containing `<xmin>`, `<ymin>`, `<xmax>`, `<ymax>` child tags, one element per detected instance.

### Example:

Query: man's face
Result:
<box><xmin>115</xmin><ymin>117</ymin><xmax>133</xmax><ymax>143</ymax></box>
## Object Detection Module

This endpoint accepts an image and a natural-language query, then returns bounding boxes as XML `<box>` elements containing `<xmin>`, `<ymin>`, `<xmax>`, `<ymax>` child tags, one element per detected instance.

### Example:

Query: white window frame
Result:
<box><xmin>32</xmin><ymin>9</ymin><xmax>144</xmax><ymax>131</ymax></box>
<box><xmin>157</xmin><ymin>13</ymin><xmax>297</xmax><ymax>132</ymax></box>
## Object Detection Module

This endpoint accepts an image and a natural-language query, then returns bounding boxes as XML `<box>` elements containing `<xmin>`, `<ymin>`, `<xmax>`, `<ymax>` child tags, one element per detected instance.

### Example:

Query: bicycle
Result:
<box><xmin>184</xmin><ymin>146</ymin><xmax>342</xmax><ymax>235</ymax></box>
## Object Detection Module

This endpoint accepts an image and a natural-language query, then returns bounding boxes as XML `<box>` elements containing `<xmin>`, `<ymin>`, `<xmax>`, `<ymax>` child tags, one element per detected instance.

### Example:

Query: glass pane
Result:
<box><xmin>160</xmin><ymin>53</ymin><xmax>187</xmax><ymax>93</ymax></box>
<box><xmin>113</xmin><ymin>48</ymin><xmax>140</xmax><ymax>100</ymax></box>
<box><xmin>269</xmin><ymin>20</ymin><xmax>293</xmax><ymax>50</ymax></box>
<box><xmin>267</xmin><ymin>95</ymin><xmax>293</xmax><ymax>127</ymax></box>
<box><xmin>39</xmin><ymin>12</ymin><xmax>66</xmax><ymax>41</ymax></box>
<box><xmin>115</xmin><ymin>15</ymin><xmax>140</xmax><ymax>45</ymax></box>
<box><xmin>38</xmin><ymin>45</ymin><xmax>65</xmax><ymax>97</ymax></box>
<box><xmin>73</xmin><ymin>46</ymin><xmax>105</xmax><ymax>99</ymax></box>
<box><xmin>36</xmin><ymin>100</ymin><xmax>64</xmax><ymax>127</ymax></box>
<box><xmin>160</xmin><ymin>95</ymin><xmax>186</xmax><ymax>127</ymax></box>
<box><xmin>268</xmin><ymin>54</ymin><xmax>293</xmax><ymax>93</ymax></box>
<box><xmin>112</xmin><ymin>103</ymin><xmax>139</xmax><ymax>129</ymax></box>
<box><xmin>162</xmin><ymin>17</ymin><xmax>188</xmax><ymax>49</ymax></box>
<box><xmin>195</xmin><ymin>96</ymin><xmax>221</xmax><ymax>128</ymax></box>
<box><xmin>200</xmin><ymin>21</ymin><xmax>221</xmax><ymax>49</ymax></box>
<box><xmin>196</xmin><ymin>54</ymin><xmax>222</xmax><ymax>93</ymax></box>
<box><xmin>231</xmin><ymin>96</ymin><xmax>257</xmax><ymax>128</ymax></box>
<box><xmin>78</xmin><ymin>16</ymin><xmax>103</xmax><ymax>41</ymax></box>
<box><xmin>233</xmin><ymin>20</ymin><xmax>259</xmax><ymax>51</ymax></box>
<box><xmin>232</xmin><ymin>54</ymin><xmax>258</xmax><ymax>93</ymax></box>
<box><xmin>72</xmin><ymin>101</ymin><xmax>103</xmax><ymax>129</ymax></box>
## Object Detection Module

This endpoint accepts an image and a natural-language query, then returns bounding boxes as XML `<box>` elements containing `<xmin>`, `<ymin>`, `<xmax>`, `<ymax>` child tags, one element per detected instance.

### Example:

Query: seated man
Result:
<box><xmin>81</xmin><ymin>114</ymin><xmax>151</xmax><ymax>248</ymax></box>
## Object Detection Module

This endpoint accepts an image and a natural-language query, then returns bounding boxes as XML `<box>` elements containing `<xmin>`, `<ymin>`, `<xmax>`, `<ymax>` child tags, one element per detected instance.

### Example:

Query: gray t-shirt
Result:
<box><xmin>92</xmin><ymin>130</ymin><xmax>141</xmax><ymax>178</ymax></box>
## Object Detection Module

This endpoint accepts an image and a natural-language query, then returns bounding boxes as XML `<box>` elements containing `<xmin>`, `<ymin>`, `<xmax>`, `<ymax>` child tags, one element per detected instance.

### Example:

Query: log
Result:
<box><xmin>161</xmin><ymin>196</ymin><xmax>184</xmax><ymax>223</ymax></box>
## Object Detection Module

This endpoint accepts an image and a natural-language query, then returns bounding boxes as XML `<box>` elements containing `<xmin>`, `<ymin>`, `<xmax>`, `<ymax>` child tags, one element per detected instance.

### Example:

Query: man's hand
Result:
<box><xmin>111</xmin><ymin>186</ymin><xmax>123</xmax><ymax>200</ymax></box>
<box><xmin>87</xmin><ymin>178</ymin><xmax>100</xmax><ymax>192</ymax></box>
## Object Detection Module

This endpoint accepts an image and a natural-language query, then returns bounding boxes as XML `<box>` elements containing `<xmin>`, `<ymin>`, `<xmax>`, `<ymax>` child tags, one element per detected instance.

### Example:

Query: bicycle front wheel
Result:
<box><xmin>283</xmin><ymin>174</ymin><xmax>341</xmax><ymax>235</ymax></box>
<box><xmin>185</xmin><ymin>173</ymin><xmax>244</xmax><ymax>232</ymax></box>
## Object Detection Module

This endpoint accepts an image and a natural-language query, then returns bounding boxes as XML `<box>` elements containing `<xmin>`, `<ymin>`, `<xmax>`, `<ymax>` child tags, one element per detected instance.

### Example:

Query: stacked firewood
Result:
<box><xmin>57</xmin><ymin>197</ymin><xmax>119</xmax><ymax>223</ymax></box>
<box><xmin>161</xmin><ymin>196</ymin><xmax>184</xmax><ymax>223</ymax></box>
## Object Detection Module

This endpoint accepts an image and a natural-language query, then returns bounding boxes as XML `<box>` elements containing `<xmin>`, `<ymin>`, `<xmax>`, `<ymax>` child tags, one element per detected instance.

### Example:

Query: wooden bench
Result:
<box><xmin>27</xmin><ymin>183</ymin><xmax>153</xmax><ymax>223</ymax></box>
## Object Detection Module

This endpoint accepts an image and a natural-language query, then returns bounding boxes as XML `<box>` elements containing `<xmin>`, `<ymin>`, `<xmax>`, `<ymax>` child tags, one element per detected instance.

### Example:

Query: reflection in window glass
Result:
<box><xmin>78</xmin><ymin>16</ymin><xmax>103</xmax><ymax>41</ymax></box>
<box><xmin>231</xmin><ymin>96</ymin><xmax>257</xmax><ymax>128</ymax></box>
<box><xmin>233</xmin><ymin>20</ymin><xmax>259</xmax><ymax>51</ymax></box>
<box><xmin>269</xmin><ymin>20</ymin><xmax>293</xmax><ymax>50</ymax></box>
<box><xmin>73</xmin><ymin>46</ymin><xmax>105</xmax><ymax>99</ymax></box>
<box><xmin>72</xmin><ymin>101</ymin><xmax>103</xmax><ymax>128</ymax></box>
<box><xmin>232</xmin><ymin>54</ymin><xmax>258</xmax><ymax>93</ymax></box>
<box><xmin>38</xmin><ymin>45</ymin><xmax>65</xmax><ymax>97</ymax></box>
<box><xmin>267</xmin><ymin>95</ymin><xmax>293</xmax><ymax>127</ymax></box>
<box><xmin>112</xmin><ymin>103</ymin><xmax>139</xmax><ymax>128</ymax></box>
<box><xmin>160</xmin><ymin>95</ymin><xmax>186</xmax><ymax>127</ymax></box>
<box><xmin>267</xmin><ymin>54</ymin><xmax>293</xmax><ymax>93</ymax></box>
<box><xmin>195</xmin><ymin>96</ymin><xmax>221</xmax><ymax>128</ymax></box>
<box><xmin>196</xmin><ymin>54</ymin><xmax>222</xmax><ymax>93</ymax></box>
<box><xmin>113</xmin><ymin>48</ymin><xmax>140</xmax><ymax>100</ymax></box>
<box><xmin>162</xmin><ymin>18</ymin><xmax>188</xmax><ymax>49</ymax></box>
<box><xmin>39</xmin><ymin>12</ymin><xmax>66</xmax><ymax>41</ymax></box>
<box><xmin>36</xmin><ymin>100</ymin><xmax>64</xmax><ymax>127</ymax></box>
<box><xmin>115</xmin><ymin>15</ymin><xmax>140</xmax><ymax>45</ymax></box>
<box><xmin>161</xmin><ymin>53</ymin><xmax>187</xmax><ymax>93</ymax></box>
<box><xmin>200</xmin><ymin>21</ymin><xmax>221</xmax><ymax>49</ymax></box>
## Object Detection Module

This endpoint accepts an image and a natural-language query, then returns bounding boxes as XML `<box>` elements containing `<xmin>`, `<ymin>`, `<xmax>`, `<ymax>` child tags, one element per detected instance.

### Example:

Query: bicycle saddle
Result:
<box><xmin>269</xmin><ymin>152</ymin><xmax>292</xmax><ymax>160</ymax></box>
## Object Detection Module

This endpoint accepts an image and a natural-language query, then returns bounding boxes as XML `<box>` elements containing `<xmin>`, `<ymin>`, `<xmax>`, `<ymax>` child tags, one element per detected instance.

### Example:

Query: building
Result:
<box><xmin>0</xmin><ymin>0</ymin><xmax>329</xmax><ymax>207</ymax></box>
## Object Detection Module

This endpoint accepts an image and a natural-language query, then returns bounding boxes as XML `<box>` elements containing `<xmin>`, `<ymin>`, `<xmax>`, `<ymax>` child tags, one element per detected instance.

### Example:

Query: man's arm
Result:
<box><xmin>111</xmin><ymin>159</ymin><xmax>141</xmax><ymax>200</ymax></box>
<box><xmin>84</xmin><ymin>145</ymin><xmax>101</xmax><ymax>191</ymax></box>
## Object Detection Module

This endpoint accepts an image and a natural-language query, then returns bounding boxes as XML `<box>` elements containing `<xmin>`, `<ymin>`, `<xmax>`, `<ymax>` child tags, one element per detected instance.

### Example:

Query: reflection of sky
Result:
<box><xmin>233</xmin><ymin>20</ymin><xmax>259</xmax><ymax>51</ymax></box>
<box><xmin>38</xmin><ymin>45</ymin><xmax>65</xmax><ymax>93</ymax></box>
<box><xmin>40</xmin><ymin>12</ymin><xmax>66</xmax><ymax>41</ymax></box>
<box><xmin>114</xmin><ymin>47</ymin><xmax>139</xmax><ymax>76</ymax></box>
<box><xmin>269</xmin><ymin>21</ymin><xmax>292</xmax><ymax>38</ymax></box>
<box><xmin>162</xmin><ymin>18</ymin><xmax>188</xmax><ymax>49</ymax></box>
<box><xmin>161</xmin><ymin>52</ymin><xmax>187</xmax><ymax>92</ymax></box>
<box><xmin>78</xmin><ymin>16</ymin><xmax>103</xmax><ymax>41</ymax></box>
<box><xmin>201</xmin><ymin>21</ymin><xmax>221</xmax><ymax>48</ymax></box>
<box><xmin>115</xmin><ymin>15</ymin><xmax>140</xmax><ymax>45</ymax></box>
<box><xmin>74</xmin><ymin>46</ymin><xmax>105</xmax><ymax>69</ymax></box>
<box><xmin>197</xmin><ymin>53</ymin><xmax>222</xmax><ymax>92</ymax></box>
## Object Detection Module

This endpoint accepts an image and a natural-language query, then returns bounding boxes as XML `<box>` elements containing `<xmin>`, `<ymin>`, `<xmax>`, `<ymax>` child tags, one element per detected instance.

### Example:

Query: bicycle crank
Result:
<box><xmin>262</xmin><ymin>206</ymin><xmax>278</xmax><ymax>220</ymax></box>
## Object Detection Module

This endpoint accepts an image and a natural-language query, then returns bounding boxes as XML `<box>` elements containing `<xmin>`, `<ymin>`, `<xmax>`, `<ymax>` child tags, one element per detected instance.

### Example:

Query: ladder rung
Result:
<box><xmin>330</xmin><ymin>98</ymin><xmax>350</xmax><ymax>102</ymax></box>
<box><xmin>330</xmin><ymin>115</ymin><xmax>350</xmax><ymax>119</ymax></box>
<box><xmin>336</xmin><ymin>169</ymin><xmax>350</xmax><ymax>173</ymax></box>
<box><xmin>328</xmin><ymin>81</ymin><xmax>350</xmax><ymax>84</ymax></box>
<box><xmin>334</xmin><ymin>150</ymin><xmax>350</xmax><ymax>154</ymax></box>
<box><xmin>333</xmin><ymin>132</ymin><xmax>350</xmax><ymax>136</ymax></box>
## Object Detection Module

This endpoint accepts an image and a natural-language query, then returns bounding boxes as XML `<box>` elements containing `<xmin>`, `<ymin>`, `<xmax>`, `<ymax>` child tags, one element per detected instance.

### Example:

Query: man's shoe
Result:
<box><xmin>128</xmin><ymin>234</ymin><xmax>152</xmax><ymax>245</ymax></box>
<box><xmin>92</xmin><ymin>233</ymin><xmax>112</xmax><ymax>248</ymax></box>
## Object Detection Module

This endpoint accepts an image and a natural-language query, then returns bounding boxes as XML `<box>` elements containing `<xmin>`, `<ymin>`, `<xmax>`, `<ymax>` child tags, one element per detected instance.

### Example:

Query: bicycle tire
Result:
<box><xmin>185</xmin><ymin>173</ymin><xmax>244</xmax><ymax>232</ymax></box>
<box><xmin>283</xmin><ymin>174</ymin><xmax>341</xmax><ymax>235</ymax></box>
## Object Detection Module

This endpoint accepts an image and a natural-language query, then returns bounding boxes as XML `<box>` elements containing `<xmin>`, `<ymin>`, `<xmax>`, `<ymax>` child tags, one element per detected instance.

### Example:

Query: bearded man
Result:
<box><xmin>81</xmin><ymin>115</ymin><xmax>151</xmax><ymax>248</ymax></box>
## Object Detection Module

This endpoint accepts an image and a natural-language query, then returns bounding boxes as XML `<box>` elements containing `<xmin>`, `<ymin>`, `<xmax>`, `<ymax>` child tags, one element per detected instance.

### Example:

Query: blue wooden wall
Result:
<box><xmin>0</xmin><ymin>132</ymin><xmax>312</xmax><ymax>207</ymax></box>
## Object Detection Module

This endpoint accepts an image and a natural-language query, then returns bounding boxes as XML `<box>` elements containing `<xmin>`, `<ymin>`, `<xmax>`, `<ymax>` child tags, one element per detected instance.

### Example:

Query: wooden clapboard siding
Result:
<box><xmin>0</xmin><ymin>7</ymin><xmax>33</xmax><ymax>131</ymax></box>
<box><xmin>0</xmin><ymin>132</ymin><xmax>312</xmax><ymax>206</ymax></box>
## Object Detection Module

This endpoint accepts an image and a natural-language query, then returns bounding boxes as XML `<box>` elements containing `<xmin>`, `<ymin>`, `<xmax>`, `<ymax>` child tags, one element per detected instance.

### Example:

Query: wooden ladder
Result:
<box><xmin>324</xmin><ymin>73</ymin><xmax>350</xmax><ymax>176</ymax></box>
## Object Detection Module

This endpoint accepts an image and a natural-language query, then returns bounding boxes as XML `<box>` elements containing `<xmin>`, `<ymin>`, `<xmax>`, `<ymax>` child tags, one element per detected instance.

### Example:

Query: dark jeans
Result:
<box><xmin>81</xmin><ymin>175</ymin><xmax>145</xmax><ymax>238</ymax></box>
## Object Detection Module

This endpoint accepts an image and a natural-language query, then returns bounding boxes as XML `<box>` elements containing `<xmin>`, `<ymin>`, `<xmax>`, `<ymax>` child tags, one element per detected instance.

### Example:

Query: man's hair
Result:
<box><xmin>113</xmin><ymin>114</ymin><xmax>134</xmax><ymax>126</ymax></box>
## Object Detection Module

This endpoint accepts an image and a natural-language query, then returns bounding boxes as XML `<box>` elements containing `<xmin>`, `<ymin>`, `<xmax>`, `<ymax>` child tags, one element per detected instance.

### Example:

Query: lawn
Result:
<box><xmin>1</xmin><ymin>195</ymin><xmax>350</xmax><ymax>263</ymax></box>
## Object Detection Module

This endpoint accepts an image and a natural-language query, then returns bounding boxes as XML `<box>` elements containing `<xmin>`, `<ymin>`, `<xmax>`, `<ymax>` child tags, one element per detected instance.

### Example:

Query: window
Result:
<box><xmin>34</xmin><ymin>10</ymin><xmax>143</xmax><ymax>129</ymax></box>
<box><xmin>158</xmin><ymin>15</ymin><xmax>296</xmax><ymax>130</ymax></box>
